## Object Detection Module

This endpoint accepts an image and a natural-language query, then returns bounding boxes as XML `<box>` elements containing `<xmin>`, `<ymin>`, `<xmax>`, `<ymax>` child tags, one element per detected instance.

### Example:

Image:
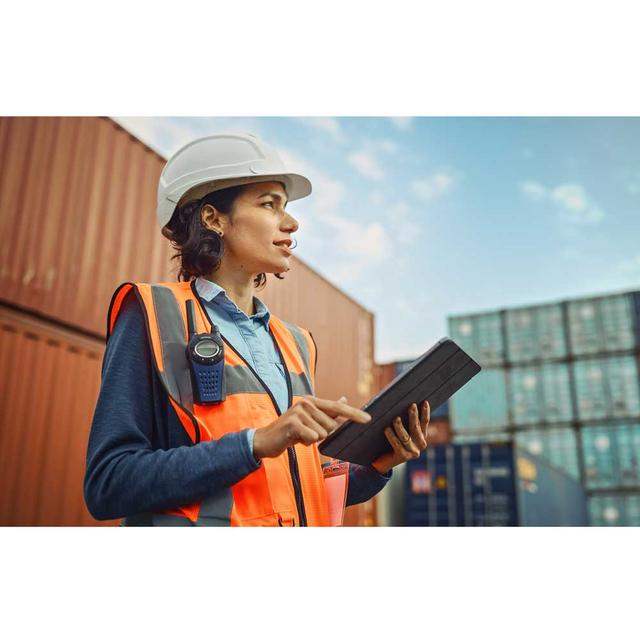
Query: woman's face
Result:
<box><xmin>204</xmin><ymin>180</ymin><xmax>300</xmax><ymax>276</ymax></box>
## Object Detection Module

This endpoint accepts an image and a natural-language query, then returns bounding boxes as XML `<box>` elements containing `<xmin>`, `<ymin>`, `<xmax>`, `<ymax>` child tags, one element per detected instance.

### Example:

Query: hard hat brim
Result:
<box><xmin>158</xmin><ymin>172</ymin><xmax>312</xmax><ymax>229</ymax></box>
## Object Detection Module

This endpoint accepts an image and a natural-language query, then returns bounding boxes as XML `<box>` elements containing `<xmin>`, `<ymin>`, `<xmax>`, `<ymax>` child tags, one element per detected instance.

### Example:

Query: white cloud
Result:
<box><xmin>551</xmin><ymin>184</ymin><xmax>588</xmax><ymax>211</ymax></box>
<box><xmin>519</xmin><ymin>180</ymin><xmax>605</xmax><ymax>225</ymax></box>
<box><xmin>552</xmin><ymin>184</ymin><xmax>604</xmax><ymax>224</ymax></box>
<box><xmin>520</xmin><ymin>180</ymin><xmax>547</xmax><ymax>201</ymax></box>
<box><xmin>388</xmin><ymin>117</ymin><xmax>413</xmax><ymax>131</ymax></box>
<box><xmin>376</xmin><ymin>139</ymin><xmax>398</xmax><ymax>154</ymax></box>
<box><xmin>296</xmin><ymin>117</ymin><xmax>346</xmax><ymax>143</ymax></box>
<box><xmin>320</xmin><ymin>211</ymin><xmax>391</xmax><ymax>263</ymax></box>
<box><xmin>411</xmin><ymin>171</ymin><xmax>455</xmax><ymax>202</ymax></box>
<box><xmin>348</xmin><ymin>150</ymin><xmax>385</xmax><ymax>180</ymax></box>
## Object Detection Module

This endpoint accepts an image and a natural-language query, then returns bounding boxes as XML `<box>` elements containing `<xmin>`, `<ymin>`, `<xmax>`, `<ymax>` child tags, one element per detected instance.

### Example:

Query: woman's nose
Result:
<box><xmin>284</xmin><ymin>213</ymin><xmax>299</xmax><ymax>232</ymax></box>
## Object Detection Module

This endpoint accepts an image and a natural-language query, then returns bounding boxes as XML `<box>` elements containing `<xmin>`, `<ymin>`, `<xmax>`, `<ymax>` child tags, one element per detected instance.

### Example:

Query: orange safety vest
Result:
<box><xmin>107</xmin><ymin>280</ymin><xmax>346</xmax><ymax>526</ymax></box>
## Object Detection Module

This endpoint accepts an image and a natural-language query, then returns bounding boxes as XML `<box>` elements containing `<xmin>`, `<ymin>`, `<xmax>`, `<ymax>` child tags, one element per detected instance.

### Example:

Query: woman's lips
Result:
<box><xmin>274</xmin><ymin>242</ymin><xmax>292</xmax><ymax>255</ymax></box>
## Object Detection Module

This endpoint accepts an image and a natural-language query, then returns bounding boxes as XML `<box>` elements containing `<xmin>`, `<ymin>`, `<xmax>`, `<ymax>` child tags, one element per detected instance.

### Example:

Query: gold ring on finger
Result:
<box><xmin>402</xmin><ymin>435</ymin><xmax>411</xmax><ymax>445</ymax></box>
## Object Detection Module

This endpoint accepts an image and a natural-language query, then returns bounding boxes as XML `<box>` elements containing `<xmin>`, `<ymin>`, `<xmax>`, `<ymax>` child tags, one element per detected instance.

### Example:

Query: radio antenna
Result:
<box><xmin>186</xmin><ymin>300</ymin><xmax>198</xmax><ymax>339</ymax></box>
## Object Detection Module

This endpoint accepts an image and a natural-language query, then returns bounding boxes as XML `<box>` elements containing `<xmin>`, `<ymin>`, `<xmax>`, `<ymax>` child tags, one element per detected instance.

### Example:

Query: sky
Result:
<box><xmin>115</xmin><ymin>117</ymin><xmax>640</xmax><ymax>363</ymax></box>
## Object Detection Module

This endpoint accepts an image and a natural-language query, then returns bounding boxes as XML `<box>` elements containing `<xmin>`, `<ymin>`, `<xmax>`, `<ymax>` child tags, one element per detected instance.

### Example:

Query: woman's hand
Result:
<box><xmin>370</xmin><ymin>401</ymin><xmax>430</xmax><ymax>475</ymax></box>
<box><xmin>252</xmin><ymin>395</ymin><xmax>371</xmax><ymax>460</ymax></box>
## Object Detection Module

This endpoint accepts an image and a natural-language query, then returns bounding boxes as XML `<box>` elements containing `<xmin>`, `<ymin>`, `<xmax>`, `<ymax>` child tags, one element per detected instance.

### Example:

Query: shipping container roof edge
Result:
<box><xmin>448</xmin><ymin>286</ymin><xmax>640</xmax><ymax>320</ymax></box>
<box><xmin>106</xmin><ymin>117</ymin><xmax>375</xmax><ymax>318</ymax></box>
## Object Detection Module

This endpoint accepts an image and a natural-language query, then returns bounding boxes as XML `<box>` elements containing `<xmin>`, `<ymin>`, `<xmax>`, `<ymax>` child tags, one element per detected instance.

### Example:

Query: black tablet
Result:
<box><xmin>319</xmin><ymin>337</ymin><xmax>481</xmax><ymax>465</ymax></box>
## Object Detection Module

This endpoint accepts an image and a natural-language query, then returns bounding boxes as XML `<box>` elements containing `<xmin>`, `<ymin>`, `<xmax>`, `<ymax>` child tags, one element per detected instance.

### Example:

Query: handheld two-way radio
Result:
<box><xmin>185</xmin><ymin>300</ymin><xmax>225</xmax><ymax>404</ymax></box>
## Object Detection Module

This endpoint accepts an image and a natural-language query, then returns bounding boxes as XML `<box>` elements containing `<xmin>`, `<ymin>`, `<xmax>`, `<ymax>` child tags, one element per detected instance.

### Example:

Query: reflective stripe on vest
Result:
<box><xmin>108</xmin><ymin>281</ymin><xmax>332</xmax><ymax>527</ymax></box>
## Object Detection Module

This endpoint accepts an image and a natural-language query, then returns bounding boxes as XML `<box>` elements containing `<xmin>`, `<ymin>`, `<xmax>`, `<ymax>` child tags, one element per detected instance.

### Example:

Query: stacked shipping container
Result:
<box><xmin>448</xmin><ymin>291</ymin><xmax>640</xmax><ymax>526</ymax></box>
<box><xmin>404</xmin><ymin>443</ymin><xmax>588</xmax><ymax>526</ymax></box>
<box><xmin>0</xmin><ymin>116</ymin><xmax>378</xmax><ymax>526</ymax></box>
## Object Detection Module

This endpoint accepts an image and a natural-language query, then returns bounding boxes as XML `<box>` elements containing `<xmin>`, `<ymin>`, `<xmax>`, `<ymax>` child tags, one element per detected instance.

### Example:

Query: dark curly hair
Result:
<box><xmin>161</xmin><ymin>184</ymin><xmax>286</xmax><ymax>289</ymax></box>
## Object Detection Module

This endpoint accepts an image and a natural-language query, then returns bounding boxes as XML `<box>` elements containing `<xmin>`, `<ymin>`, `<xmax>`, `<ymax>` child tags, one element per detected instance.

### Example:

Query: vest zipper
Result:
<box><xmin>190</xmin><ymin>281</ymin><xmax>308</xmax><ymax>527</ymax></box>
<box><xmin>269</xmin><ymin>328</ymin><xmax>308</xmax><ymax>528</ymax></box>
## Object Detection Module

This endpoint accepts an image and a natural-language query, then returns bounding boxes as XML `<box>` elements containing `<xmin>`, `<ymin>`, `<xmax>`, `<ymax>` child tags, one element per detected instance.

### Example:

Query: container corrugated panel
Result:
<box><xmin>514</xmin><ymin>427</ymin><xmax>580</xmax><ymax>480</ymax></box>
<box><xmin>600</xmin><ymin>294</ymin><xmax>636</xmax><ymax>352</ymax></box>
<box><xmin>0</xmin><ymin>305</ymin><xmax>118</xmax><ymax>526</ymax></box>
<box><xmin>505</xmin><ymin>303</ymin><xmax>567</xmax><ymax>364</ymax></box>
<box><xmin>449</xmin><ymin>368</ymin><xmax>509</xmax><ymax>432</ymax></box>
<box><xmin>581</xmin><ymin>423</ymin><xmax>640</xmax><ymax>489</ymax></box>
<box><xmin>588</xmin><ymin>494</ymin><xmax>640</xmax><ymax>526</ymax></box>
<box><xmin>404</xmin><ymin>443</ymin><xmax>587</xmax><ymax>526</ymax></box>
<box><xmin>567</xmin><ymin>298</ymin><xmax>601</xmax><ymax>355</ymax></box>
<box><xmin>0</xmin><ymin>117</ymin><xmax>175</xmax><ymax>336</ymax></box>
<box><xmin>449</xmin><ymin>312</ymin><xmax>504</xmax><ymax>367</ymax></box>
<box><xmin>509</xmin><ymin>363</ymin><xmax>573</xmax><ymax>426</ymax></box>
<box><xmin>568</xmin><ymin>294</ymin><xmax>636</xmax><ymax>356</ymax></box>
<box><xmin>573</xmin><ymin>356</ymin><xmax>640</xmax><ymax>421</ymax></box>
<box><xmin>406</xmin><ymin>443</ymin><xmax>518</xmax><ymax>527</ymax></box>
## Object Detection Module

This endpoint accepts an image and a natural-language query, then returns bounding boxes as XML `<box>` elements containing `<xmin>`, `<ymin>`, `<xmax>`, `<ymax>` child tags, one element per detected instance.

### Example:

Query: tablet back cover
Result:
<box><xmin>319</xmin><ymin>338</ymin><xmax>481</xmax><ymax>465</ymax></box>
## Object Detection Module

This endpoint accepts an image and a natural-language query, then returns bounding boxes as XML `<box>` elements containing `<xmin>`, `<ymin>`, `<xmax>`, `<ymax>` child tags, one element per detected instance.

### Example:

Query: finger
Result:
<box><xmin>409</xmin><ymin>403</ymin><xmax>427</xmax><ymax>449</ymax></box>
<box><xmin>292</xmin><ymin>422</ymin><xmax>324</xmax><ymax>446</ymax></box>
<box><xmin>385</xmin><ymin>427</ymin><xmax>416</xmax><ymax>461</ymax></box>
<box><xmin>298</xmin><ymin>411</ymin><xmax>331</xmax><ymax>441</ymax></box>
<box><xmin>313</xmin><ymin>397</ymin><xmax>371</xmax><ymax>424</ymax></box>
<box><xmin>393</xmin><ymin>417</ymin><xmax>421</xmax><ymax>457</ymax></box>
<box><xmin>296</xmin><ymin>398</ymin><xmax>339</xmax><ymax>434</ymax></box>
<box><xmin>305</xmin><ymin>403</ymin><xmax>341</xmax><ymax>434</ymax></box>
<box><xmin>421</xmin><ymin>401</ymin><xmax>430</xmax><ymax>440</ymax></box>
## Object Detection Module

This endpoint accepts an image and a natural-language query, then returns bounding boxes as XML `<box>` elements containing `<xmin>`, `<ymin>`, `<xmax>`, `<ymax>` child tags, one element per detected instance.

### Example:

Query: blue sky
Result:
<box><xmin>115</xmin><ymin>117</ymin><xmax>640</xmax><ymax>363</ymax></box>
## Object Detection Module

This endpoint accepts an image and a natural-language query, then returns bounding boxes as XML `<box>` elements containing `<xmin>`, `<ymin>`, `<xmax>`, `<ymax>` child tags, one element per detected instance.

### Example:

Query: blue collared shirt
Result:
<box><xmin>194</xmin><ymin>277</ymin><xmax>287</xmax><ymax>454</ymax></box>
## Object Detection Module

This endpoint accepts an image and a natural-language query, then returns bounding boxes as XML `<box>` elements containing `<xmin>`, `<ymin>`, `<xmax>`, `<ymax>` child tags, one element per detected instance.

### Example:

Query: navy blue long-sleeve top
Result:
<box><xmin>84</xmin><ymin>278</ymin><xmax>391</xmax><ymax>523</ymax></box>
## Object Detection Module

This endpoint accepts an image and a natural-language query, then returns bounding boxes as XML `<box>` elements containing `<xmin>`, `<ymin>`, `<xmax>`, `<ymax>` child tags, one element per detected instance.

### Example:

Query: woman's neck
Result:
<box><xmin>204</xmin><ymin>265</ymin><xmax>256</xmax><ymax>317</ymax></box>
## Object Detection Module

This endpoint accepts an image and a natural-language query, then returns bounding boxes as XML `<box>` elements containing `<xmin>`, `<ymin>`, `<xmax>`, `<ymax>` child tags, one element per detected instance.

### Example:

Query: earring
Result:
<box><xmin>290</xmin><ymin>238</ymin><xmax>298</xmax><ymax>249</ymax></box>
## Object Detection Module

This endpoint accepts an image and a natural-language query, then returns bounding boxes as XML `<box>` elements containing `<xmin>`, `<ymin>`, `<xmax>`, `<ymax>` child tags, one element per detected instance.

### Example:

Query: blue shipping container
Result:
<box><xmin>404</xmin><ymin>443</ymin><xmax>588</xmax><ymax>526</ymax></box>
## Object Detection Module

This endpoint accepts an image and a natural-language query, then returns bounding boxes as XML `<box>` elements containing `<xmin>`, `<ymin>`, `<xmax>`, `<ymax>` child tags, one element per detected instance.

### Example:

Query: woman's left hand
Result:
<box><xmin>370</xmin><ymin>401</ymin><xmax>430</xmax><ymax>474</ymax></box>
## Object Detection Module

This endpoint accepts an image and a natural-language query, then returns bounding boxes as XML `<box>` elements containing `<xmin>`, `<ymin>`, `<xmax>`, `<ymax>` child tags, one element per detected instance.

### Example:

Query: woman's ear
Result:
<box><xmin>201</xmin><ymin>203</ymin><xmax>225</xmax><ymax>235</ymax></box>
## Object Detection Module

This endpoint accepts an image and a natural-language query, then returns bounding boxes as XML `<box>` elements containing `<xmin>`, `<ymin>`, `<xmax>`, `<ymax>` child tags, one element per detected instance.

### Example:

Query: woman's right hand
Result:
<box><xmin>252</xmin><ymin>395</ymin><xmax>371</xmax><ymax>460</ymax></box>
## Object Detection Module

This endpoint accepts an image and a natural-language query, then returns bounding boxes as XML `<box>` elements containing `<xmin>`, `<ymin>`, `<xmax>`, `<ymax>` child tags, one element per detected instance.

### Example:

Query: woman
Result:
<box><xmin>84</xmin><ymin>132</ymin><xmax>430</xmax><ymax>526</ymax></box>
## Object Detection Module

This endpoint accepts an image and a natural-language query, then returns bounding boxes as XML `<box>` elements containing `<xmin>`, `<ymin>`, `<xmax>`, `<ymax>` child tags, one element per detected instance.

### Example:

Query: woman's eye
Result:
<box><xmin>262</xmin><ymin>201</ymin><xmax>274</xmax><ymax>209</ymax></box>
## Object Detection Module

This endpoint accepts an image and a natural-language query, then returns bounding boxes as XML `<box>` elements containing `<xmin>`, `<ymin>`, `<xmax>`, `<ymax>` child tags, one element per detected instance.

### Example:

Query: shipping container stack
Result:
<box><xmin>448</xmin><ymin>290</ymin><xmax>640</xmax><ymax>526</ymax></box>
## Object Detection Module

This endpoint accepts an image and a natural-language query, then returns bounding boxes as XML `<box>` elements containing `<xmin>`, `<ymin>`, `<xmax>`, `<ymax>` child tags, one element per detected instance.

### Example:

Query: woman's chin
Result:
<box><xmin>258</xmin><ymin>258</ymin><xmax>291</xmax><ymax>275</ymax></box>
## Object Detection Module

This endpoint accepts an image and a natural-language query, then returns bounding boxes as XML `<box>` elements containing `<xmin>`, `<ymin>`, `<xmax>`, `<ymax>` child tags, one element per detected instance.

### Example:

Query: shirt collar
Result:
<box><xmin>194</xmin><ymin>276</ymin><xmax>271</xmax><ymax>329</ymax></box>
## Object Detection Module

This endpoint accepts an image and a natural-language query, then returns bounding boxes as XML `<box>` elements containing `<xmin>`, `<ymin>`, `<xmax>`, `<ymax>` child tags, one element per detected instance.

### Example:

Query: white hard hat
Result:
<box><xmin>157</xmin><ymin>132</ymin><xmax>312</xmax><ymax>228</ymax></box>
